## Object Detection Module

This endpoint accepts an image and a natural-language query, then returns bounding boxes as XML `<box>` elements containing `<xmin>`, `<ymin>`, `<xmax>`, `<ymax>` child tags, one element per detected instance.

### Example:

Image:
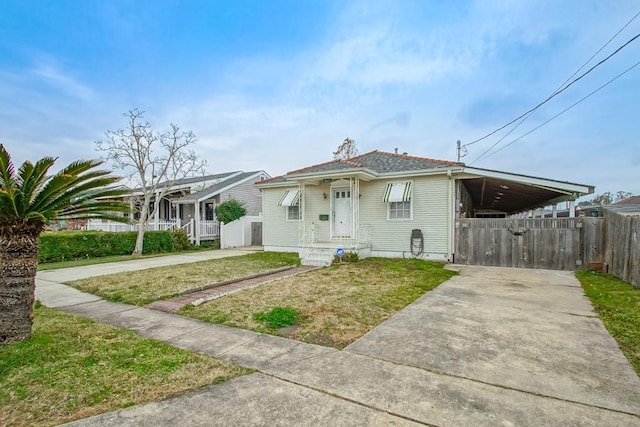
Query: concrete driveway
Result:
<box><xmin>50</xmin><ymin>262</ymin><xmax>640</xmax><ymax>426</ymax></box>
<box><xmin>346</xmin><ymin>265</ymin><xmax>640</xmax><ymax>417</ymax></box>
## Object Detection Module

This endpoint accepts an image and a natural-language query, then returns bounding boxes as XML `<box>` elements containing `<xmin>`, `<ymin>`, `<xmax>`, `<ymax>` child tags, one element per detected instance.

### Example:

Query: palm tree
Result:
<box><xmin>0</xmin><ymin>144</ymin><xmax>130</xmax><ymax>345</ymax></box>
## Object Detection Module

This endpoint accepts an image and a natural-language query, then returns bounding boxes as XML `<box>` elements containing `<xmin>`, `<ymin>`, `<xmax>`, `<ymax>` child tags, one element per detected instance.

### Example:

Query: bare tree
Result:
<box><xmin>96</xmin><ymin>109</ymin><xmax>206</xmax><ymax>254</ymax></box>
<box><xmin>333</xmin><ymin>138</ymin><xmax>358</xmax><ymax>160</ymax></box>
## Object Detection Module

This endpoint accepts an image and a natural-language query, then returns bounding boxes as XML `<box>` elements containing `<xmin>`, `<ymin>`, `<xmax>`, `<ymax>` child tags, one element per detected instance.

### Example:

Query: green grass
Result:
<box><xmin>67</xmin><ymin>252</ymin><xmax>301</xmax><ymax>306</ymax></box>
<box><xmin>0</xmin><ymin>305</ymin><xmax>249</xmax><ymax>427</ymax></box>
<box><xmin>181</xmin><ymin>258</ymin><xmax>456</xmax><ymax>349</ymax></box>
<box><xmin>576</xmin><ymin>270</ymin><xmax>640</xmax><ymax>375</ymax></box>
<box><xmin>253</xmin><ymin>307</ymin><xmax>299</xmax><ymax>329</ymax></box>
<box><xmin>37</xmin><ymin>247</ymin><xmax>217</xmax><ymax>271</ymax></box>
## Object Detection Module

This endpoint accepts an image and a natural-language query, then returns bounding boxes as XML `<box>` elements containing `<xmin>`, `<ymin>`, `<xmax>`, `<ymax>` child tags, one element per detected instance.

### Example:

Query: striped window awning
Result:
<box><xmin>278</xmin><ymin>190</ymin><xmax>300</xmax><ymax>206</ymax></box>
<box><xmin>383</xmin><ymin>182</ymin><xmax>413</xmax><ymax>202</ymax></box>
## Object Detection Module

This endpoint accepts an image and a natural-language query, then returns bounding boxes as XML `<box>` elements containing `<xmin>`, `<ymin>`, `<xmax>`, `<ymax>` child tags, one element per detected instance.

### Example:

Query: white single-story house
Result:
<box><xmin>88</xmin><ymin>170</ymin><xmax>270</xmax><ymax>244</ymax></box>
<box><xmin>255</xmin><ymin>150</ymin><xmax>594</xmax><ymax>265</ymax></box>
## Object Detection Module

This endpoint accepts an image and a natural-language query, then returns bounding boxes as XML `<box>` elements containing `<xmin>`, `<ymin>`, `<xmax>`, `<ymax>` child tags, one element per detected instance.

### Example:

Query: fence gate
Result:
<box><xmin>251</xmin><ymin>222</ymin><xmax>263</xmax><ymax>246</ymax></box>
<box><xmin>455</xmin><ymin>217</ymin><xmax>602</xmax><ymax>271</ymax></box>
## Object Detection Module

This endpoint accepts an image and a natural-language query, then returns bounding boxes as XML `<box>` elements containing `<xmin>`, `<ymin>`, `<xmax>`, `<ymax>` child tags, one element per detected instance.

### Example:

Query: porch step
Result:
<box><xmin>301</xmin><ymin>248</ymin><xmax>335</xmax><ymax>267</ymax></box>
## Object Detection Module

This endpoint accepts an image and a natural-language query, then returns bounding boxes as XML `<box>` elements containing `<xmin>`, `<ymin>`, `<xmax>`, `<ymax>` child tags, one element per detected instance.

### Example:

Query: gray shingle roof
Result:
<box><xmin>157</xmin><ymin>171</ymin><xmax>240</xmax><ymax>188</ymax></box>
<box><xmin>285</xmin><ymin>150</ymin><xmax>461</xmax><ymax>177</ymax></box>
<box><xmin>172</xmin><ymin>171</ymin><xmax>264</xmax><ymax>203</ymax></box>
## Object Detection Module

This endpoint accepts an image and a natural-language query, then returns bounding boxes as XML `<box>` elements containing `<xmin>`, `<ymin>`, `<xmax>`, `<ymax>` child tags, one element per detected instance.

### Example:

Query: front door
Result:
<box><xmin>333</xmin><ymin>188</ymin><xmax>352</xmax><ymax>238</ymax></box>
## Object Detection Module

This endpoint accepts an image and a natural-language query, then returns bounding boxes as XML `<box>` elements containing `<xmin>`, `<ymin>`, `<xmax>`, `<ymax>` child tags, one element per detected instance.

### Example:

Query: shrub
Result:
<box><xmin>332</xmin><ymin>251</ymin><xmax>359</xmax><ymax>265</ymax></box>
<box><xmin>253</xmin><ymin>307</ymin><xmax>299</xmax><ymax>329</ymax></box>
<box><xmin>214</xmin><ymin>199</ymin><xmax>246</xmax><ymax>224</ymax></box>
<box><xmin>38</xmin><ymin>230</ymin><xmax>190</xmax><ymax>263</ymax></box>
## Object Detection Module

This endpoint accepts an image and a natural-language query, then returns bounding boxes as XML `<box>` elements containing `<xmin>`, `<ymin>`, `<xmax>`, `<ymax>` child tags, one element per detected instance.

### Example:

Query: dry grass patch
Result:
<box><xmin>66</xmin><ymin>252</ymin><xmax>300</xmax><ymax>305</ymax></box>
<box><xmin>180</xmin><ymin>258</ymin><xmax>456</xmax><ymax>348</ymax></box>
<box><xmin>0</xmin><ymin>304</ymin><xmax>249</xmax><ymax>427</ymax></box>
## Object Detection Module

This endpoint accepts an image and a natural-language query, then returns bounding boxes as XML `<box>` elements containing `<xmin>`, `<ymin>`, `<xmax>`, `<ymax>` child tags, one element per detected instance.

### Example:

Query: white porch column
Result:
<box><xmin>568</xmin><ymin>200</ymin><xmax>575</xmax><ymax>218</ymax></box>
<box><xmin>552</xmin><ymin>205</ymin><xmax>557</xmax><ymax>218</ymax></box>
<box><xmin>298</xmin><ymin>183</ymin><xmax>305</xmax><ymax>246</ymax></box>
<box><xmin>153</xmin><ymin>192</ymin><xmax>160</xmax><ymax>230</ymax></box>
<box><xmin>353</xmin><ymin>177</ymin><xmax>359</xmax><ymax>243</ymax></box>
<box><xmin>194</xmin><ymin>201</ymin><xmax>201</xmax><ymax>245</ymax></box>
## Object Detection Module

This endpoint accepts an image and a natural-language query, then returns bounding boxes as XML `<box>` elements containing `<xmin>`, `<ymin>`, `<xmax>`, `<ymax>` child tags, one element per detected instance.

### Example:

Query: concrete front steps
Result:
<box><xmin>301</xmin><ymin>243</ymin><xmax>372</xmax><ymax>266</ymax></box>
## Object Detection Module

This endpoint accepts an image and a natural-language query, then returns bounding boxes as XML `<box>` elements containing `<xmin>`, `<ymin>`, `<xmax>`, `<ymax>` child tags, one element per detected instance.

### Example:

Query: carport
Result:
<box><xmin>453</xmin><ymin>167</ymin><xmax>596</xmax><ymax>270</ymax></box>
<box><xmin>456</xmin><ymin>166</ymin><xmax>594</xmax><ymax>218</ymax></box>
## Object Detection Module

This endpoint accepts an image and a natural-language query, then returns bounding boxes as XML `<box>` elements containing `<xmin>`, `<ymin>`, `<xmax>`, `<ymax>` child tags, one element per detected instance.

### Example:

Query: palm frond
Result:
<box><xmin>0</xmin><ymin>146</ymin><xmax>130</xmax><ymax>224</ymax></box>
<box><xmin>0</xmin><ymin>144</ymin><xmax>17</xmax><ymax>191</ymax></box>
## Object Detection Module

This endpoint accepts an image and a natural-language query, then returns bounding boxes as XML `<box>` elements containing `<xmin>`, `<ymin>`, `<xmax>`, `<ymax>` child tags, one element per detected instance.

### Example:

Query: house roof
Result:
<box><xmin>172</xmin><ymin>171</ymin><xmax>267</xmax><ymax>204</ymax></box>
<box><xmin>258</xmin><ymin>150</ymin><xmax>461</xmax><ymax>185</ymax></box>
<box><xmin>286</xmin><ymin>150</ymin><xmax>461</xmax><ymax>176</ymax></box>
<box><xmin>612</xmin><ymin>195</ymin><xmax>640</xmax><ymax>205</ymax></box>
<box><xmin>607</xmin><ymin>196</ymin><xmax>640</xmax><ymax>215</ymax></box>
<box><xmin>256</xmin><ymin>148</ymin><xmax>594</xmax><ymax>215</ymax></box>
<box><xmin>156</xmin><ymin>171</ymin><xmax>240</xmax><ymax>189</ymax></box>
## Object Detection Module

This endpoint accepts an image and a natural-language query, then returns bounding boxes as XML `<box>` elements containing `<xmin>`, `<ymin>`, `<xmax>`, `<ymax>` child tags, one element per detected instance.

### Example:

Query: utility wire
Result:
<box><xmin>475</xmin><ymin>59</ymin><xmax>640</xmax><ymax>162</ymax></box>
<box><xmin>468</xmin><ymin>10</ymin><xmax>640</xmax><ymax>164</ymax></box>
<box><xmin>462</xmin><ymin>30</ymin><xmax>640</xmax><ymax>149</ymax></box>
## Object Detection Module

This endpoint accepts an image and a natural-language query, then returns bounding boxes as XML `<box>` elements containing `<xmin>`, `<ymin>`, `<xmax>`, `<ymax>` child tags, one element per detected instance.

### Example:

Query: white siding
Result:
<box><xmin>262</xmin><ymin>186</ymin><xmax>300</xmax><ymax>247</ymax></box>
<box><xmin>301</xmin><ymin>184</ymin><xmax>332</xmax><ymax>241</ymax></box>
<box><xmin>359</xmin><ymin>175</ymin><xmax>451</xmax><ymax>255</ymax></box>
<box><xmin>261</xmin><ymin>175</ymin><xmax>453</xmax><ymax>256</ymax></box>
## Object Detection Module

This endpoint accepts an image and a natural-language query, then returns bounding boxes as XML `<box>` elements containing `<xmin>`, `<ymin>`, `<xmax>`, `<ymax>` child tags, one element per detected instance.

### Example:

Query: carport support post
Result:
<box><xmin>568</xmin><ymin>200</ymin><xmax>575</xmax><ymax>218</ymax></box>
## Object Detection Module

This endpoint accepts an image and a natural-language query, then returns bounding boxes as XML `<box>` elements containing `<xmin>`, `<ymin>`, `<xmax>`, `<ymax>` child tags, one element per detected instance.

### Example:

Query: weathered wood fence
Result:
<box><xmin>456</xmin><ymin>213</ymin><xmax>639</xmax><ymax>287</ymax></box>
<box><xmin>603</xmin><ymin>210</ymin><xmax>640</xmax><ymax>287</ymax></box>
<box><xmin>455</xmin><ymin>217</ymin><xmax>603</xmax><ymax>271</ymax></box>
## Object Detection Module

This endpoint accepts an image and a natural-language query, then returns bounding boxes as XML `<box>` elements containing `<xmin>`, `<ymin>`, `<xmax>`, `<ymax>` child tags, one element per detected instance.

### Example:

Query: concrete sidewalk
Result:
<box><xmin>34</xmin><ymin>260</ymin><xmax>640</xmax><ymax>426</ymax></box>
<box><xmin>37</xmin><ymin>248</ymin><xmax>257</xmax><ymax>283</ymax></box>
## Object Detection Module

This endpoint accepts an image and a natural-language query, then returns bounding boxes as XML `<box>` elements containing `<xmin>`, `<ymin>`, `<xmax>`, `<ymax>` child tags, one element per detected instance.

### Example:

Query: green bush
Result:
<box><xmin>253</xmin><ymin>307</ymin><xmax>299</xmax><ymax>329</ymax></box>
<box><xmin>332</xmin><ymin>251</ymin><xmax>359</xmax><ymax>265</ymax></box>
<box><xmin>38</xmin><ymin>230</ymin><xmax>191</xmax><ymax>263</ymax></box>
<box><xmin>214</xmin><ymin>199</ymin><xmax>246</xmax><ymax>224</ymax></box>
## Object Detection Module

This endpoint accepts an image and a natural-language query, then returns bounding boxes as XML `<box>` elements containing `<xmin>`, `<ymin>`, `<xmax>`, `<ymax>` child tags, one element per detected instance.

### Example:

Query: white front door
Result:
<box><xmin>333</xmin><ymin>188</ymin><xmax>352</xmax><ymax>237</ymax></box>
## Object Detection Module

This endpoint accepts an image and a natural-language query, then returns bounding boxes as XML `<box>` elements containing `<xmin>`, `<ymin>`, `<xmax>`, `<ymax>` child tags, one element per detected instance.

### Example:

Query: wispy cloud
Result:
<box><xmin>31</xmin><ymin>60</ymin><xmax>94</xmax><ymax>100</ymax></box>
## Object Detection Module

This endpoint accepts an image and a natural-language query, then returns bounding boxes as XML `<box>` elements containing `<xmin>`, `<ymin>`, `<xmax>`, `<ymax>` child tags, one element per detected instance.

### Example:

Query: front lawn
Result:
<box><xmin>180</xmin><ymin>258</ymin><xmax>456</xmax><ymax>349</ymax></box>
<box><xmin>0</xmin><ymin>305</ymin><xmax>249</xmax><ymax>427</ymax></box>
<box><xmin>66</xmin><ymin>252</ymin><xmax>300</xmax><ymax>306</ymax></box>
<box><xmin>576</xmin><ymin>270</ymin><xmax>640</xmax><ymax>376</ymax></box>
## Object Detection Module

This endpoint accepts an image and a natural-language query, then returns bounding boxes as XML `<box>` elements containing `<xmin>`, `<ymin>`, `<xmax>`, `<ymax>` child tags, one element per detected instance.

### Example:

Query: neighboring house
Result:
<box><xmin>607</xmin><ymin>195</ymin><xmax>640</xmax><ymax>216</ymax></box>
<box><xmin>256</xmin><ymin>150</ymin><xmax>594</xmax><ymax>266</ymax></box>
<box><xmin>87</xmin><ymin>170</ymin><xmax>270</xmax><ymax>244</ymax></box>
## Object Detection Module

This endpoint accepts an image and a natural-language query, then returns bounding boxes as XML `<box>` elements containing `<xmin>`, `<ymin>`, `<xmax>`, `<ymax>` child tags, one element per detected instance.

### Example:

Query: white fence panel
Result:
<box><xmin>221</xmin><ymin>215</ymin><xmax>261</xmax><ymax>249</ymax></box>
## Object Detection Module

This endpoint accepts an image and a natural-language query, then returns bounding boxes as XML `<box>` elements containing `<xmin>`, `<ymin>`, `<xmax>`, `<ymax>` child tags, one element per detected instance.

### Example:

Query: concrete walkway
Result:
<box><xmin>33</xmin><ymin>258</ymin><xmax>640</xmax><ymax>426</ymax></box>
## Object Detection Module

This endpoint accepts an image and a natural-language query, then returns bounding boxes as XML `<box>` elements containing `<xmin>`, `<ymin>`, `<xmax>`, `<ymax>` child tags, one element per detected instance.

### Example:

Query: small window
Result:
<box><xmin>389</xmin><ymin>201</ymin><xmax>411</xmax><ymax>220</ymax></box>
<box><xmin>287</xmin><ymin>205</ymin><xmax>300</xmax><ymax>220</ymax></box>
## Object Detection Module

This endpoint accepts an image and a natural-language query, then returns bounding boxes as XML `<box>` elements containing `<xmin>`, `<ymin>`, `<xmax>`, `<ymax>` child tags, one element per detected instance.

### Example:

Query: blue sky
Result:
<box><xmin>1</xmin><ymin>0</ymin><xmax>639</xmax><ymax>198</ymax></box>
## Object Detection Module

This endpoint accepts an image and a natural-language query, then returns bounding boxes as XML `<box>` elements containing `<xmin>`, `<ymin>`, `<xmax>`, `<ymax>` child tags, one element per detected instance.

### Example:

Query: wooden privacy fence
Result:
<box><xmin>455</xmin><ymin>217</ymin><xmax>603</xmax><ymax>271</ymax></box>
<box><xmin>603</xmin><ymin>210</ymin><xmax>640</xmax><ymax>287</ymax></box>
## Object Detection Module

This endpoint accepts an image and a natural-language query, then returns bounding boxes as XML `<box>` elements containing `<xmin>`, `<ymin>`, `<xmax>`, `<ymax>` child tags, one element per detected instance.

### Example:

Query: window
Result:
<box><xmin>384</xmin><ymin>181</ymin><xmax>413</xmax><ymax>220</ymax></box>
<box><xmin>287</xmin><ymin>205</ymin><xmax>300</xmax><ymax>220</ymax></box>
<box><xmin>389</xmin><ymin>201</ymin><xmax>411</xmax><ymax>219</ymax></box>
<box><xmin>279</xmin><ymin>189</ymin><xmax>301</xmax><ymax>221</ymax></box>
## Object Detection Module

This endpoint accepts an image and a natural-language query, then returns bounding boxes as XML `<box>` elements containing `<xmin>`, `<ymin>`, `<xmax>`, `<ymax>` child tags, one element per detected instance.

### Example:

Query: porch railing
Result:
<box><xmin>357</xmin><ymin>224</ymin><xmax>372</xmax><ymax>246</ymax></box>
<box><xmin>199</xmin><ymin>220</ymin><xmax>220</xmax><ymax>238</ymax></box>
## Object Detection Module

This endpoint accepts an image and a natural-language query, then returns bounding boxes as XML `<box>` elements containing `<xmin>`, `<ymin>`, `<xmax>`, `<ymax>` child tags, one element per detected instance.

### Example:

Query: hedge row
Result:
<box><xmin>38</xmin><ymin>230</ymin><xmax>191</xmax><ymax>263</ymax></box>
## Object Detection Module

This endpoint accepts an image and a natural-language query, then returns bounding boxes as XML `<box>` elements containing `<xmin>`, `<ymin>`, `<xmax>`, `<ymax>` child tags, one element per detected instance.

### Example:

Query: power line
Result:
<box><xmin>463</xmin><ymin>29</ymin><xmax>640</xmax><ymax>149</ymax></box>
<box><xmin>468</xmin><ymin>10</ymin><xmax>640</xmax><ymax>164</ymax></box>
<box><xmin>475</xmin><ymin>59</ymin><xmax>640</xmax><ymax>162</ymax></box>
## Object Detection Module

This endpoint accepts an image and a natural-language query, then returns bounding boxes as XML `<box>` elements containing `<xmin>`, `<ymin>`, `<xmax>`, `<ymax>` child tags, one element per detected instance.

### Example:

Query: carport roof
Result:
<box><xmin>459</xmin><ymin>166</ymin><xmax>595</xmax><ymax>214</ymax></box>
